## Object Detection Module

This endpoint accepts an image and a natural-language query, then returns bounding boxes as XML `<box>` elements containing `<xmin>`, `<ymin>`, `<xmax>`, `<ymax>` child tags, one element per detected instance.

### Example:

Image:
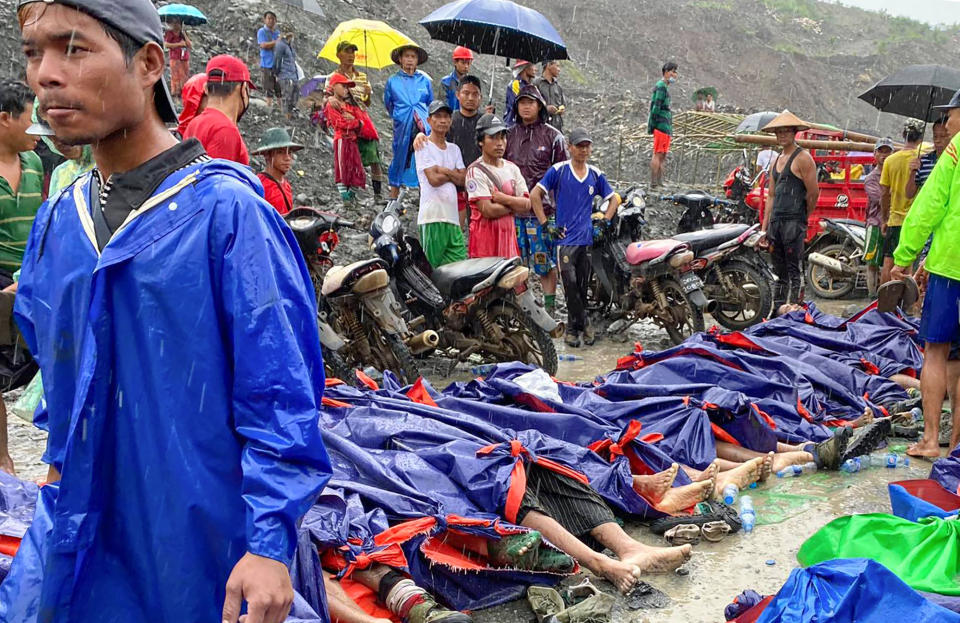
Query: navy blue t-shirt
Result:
<box><xmin>536</xmin><ymin>161</ymin><xmax>615</xmax><ymax>245</ymax></box>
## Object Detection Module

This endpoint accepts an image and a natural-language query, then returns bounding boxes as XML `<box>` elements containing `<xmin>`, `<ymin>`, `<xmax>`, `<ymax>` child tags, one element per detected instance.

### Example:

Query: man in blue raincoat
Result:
<box><xmin>5</xmin><ymin>2</ymin><xmax>333</xmax><ymax>623</ymax></box>
<box><xmin>384</xmin><ymin>43</ymin><xmax>432</xmax><ymax>198</ymax></box>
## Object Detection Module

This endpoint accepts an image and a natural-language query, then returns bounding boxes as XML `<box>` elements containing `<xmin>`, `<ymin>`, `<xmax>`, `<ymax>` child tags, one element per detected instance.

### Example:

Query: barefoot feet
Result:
<box><xmin>714</xmin><ymin>457</ymin><xmax>762</xmax><ymax>499</ymax></box>
<box><xmin>632</xmin><ymin>464</ymin><xmax>679</xmax><ymax>502</ymax></box>
<box><xmin>655</xmin><ymin>479</ymin><xmax>714</xmax><ymax>514</ymax></box>
<box><xmin>770</xmin><ymin>451</ymin><xmax>815</xmax><ymax>474</ymax></box>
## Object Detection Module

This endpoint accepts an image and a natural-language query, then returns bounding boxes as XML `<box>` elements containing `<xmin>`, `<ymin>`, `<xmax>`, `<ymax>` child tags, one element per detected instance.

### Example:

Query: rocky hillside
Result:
<box><xmin>2</xmin><ymin>0</ymin><xmax>958</xmax><ymax>239</ymax></box>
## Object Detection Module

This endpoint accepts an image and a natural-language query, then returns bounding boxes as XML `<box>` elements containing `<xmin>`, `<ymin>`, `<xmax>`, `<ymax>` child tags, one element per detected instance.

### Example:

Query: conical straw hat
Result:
<box><xmin>761</xmin><ymin>109</ymin><xmax>810</xmax><ymax>133</ymax></box>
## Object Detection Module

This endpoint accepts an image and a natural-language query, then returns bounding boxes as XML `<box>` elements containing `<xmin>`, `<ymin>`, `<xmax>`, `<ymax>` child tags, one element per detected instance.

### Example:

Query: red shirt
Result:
<box><xmin>164</xmin><ymin>30</ymin><xmax>189</xmax><ymax>62</ymax></box>
<box><xmin>184</xmin><ymin>108</ymin><xmax>249</xmax><ymax>166</ymax></box>
<box><xmin>258</xmin><ymin>173</ymin><xmax>293</xmax><ymax>215</ymax></box>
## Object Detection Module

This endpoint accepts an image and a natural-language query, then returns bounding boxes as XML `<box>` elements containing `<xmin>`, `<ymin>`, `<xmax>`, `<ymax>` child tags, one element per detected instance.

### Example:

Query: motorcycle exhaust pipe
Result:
<box><xmin>406</xmin><ymin>330</ymin><xmax>440</xmax><ymax>355</ymax></box>
<box><xmin>809</xmin><ymin>252</ymin><xmax>857</xmax><ymax>277</ymax></box>
<box><xmin>687</xmin><ymin>288</ymin><xmax>718</xmax><ymax>314</ymax></box>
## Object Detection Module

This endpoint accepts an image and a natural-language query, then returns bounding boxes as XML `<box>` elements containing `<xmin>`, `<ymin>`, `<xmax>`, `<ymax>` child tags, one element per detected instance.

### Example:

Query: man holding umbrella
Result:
<box><xmin>384</xmin><ymin>43</ymin><xmax>432</xmax><ymax>198</ymax></box>
<box><xmin>892</xmin><ymin>93</ymin><xmax>960</xmax><ymax>457</ymax></box>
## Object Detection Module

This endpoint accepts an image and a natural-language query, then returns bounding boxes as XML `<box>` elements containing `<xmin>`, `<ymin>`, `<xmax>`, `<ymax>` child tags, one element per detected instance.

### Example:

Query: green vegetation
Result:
<box><xmin>560</xmin><ymin>60</ymin><xmax>589</xmax><ymax>87</ymax></box>
<box><xmin>760</xmin><ymin>0</ymin><xmax>821</xmax><ymax>19</ymax></box>
<box><xmin>773</xmin><ymin>42</ymin><xmax>803</xmax><ymax>55</ymax></box>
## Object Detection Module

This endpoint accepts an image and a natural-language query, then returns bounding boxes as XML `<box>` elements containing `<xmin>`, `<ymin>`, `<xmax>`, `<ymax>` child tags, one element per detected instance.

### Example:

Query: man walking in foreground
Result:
<box><xmin>761</xmin><ymin>111</ymin><xmax>820</xmax><ymax>312</ymax></box>
<box><xmin>891</xmin><ymin>95</ymin><xmax>960</xmax><ymax>458</ymax></box>
<box><xmin>7</xmin><ymin>2</ymin><xmax>332</xmax><ymax>622</ymax></box>
<box><xmin>648</xmin><ymin>61</ymin><xmax>677</xmax><ymax>187</ymax></box>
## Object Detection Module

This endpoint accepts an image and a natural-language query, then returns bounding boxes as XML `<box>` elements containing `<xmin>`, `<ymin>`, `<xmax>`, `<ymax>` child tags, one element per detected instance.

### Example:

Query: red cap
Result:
<box><xmin>512</xmin><ymin>59</ymin><xmax>533</xmax><ymax>69</ymax></box>
<box><xmin>452</xmin><ymin>46</ymin><xmax>475</xmax><ymax>61</ymax></box>
<box><xmin>206</xmin><ymin>55</ymin><xmax>257</xmax><ymax>89</ymax></box>
<box><xmin>327</xmin><ymin>73</ymin><xmax>356</xmax><ymax>89</ymax></box>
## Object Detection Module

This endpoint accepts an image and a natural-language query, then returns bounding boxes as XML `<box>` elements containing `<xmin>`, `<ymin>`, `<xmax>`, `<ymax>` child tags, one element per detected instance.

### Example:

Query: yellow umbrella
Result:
<box><xmin>319</xmin><ymin>19</ymin><xmax>417</xmax><ymax>69</ymax></box>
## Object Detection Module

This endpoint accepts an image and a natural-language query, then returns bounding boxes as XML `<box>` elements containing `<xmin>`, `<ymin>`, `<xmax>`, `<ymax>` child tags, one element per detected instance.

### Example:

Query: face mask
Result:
<box><xmin>668</xmin><ymin>76</ymin><xmax>677</xmax><ymax>84</ymax></box>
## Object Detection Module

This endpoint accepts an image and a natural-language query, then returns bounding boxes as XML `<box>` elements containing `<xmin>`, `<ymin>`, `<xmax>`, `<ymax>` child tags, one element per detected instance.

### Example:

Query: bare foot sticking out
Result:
<box><xmin>714</xmin><ymin>457</ymin><xmax>762</xmax><ymax>499</ymax></box>
<box><xmin>632</xmin><ymin>463</ymin><xmax>679</xmax><ymax>502</ymax></box>
<box><xmin>596</xmin><ymin>557</ymin><xmax>642</xmax><ymax>593</ymax></box>
<box><xmin>693</xmin><ymin>462</ymin><xmax>719</xmax><ymax>483</ymax></box>
<box><xmin>907</xmin><ymin>438</ymin><xmax>942</xmax><ymax>459</ymax></box>
<box><xmin>621</xmin><ymin>543</ymin><xmax>693</xmax><ymax>575</ymax></box>
<box><xmin>770</xmin><ymin>451</ymin><xmax>815</xmax><ymax>474</ymax></box>
<box><xmin>758</xmin><ymin>452</ymin><xmax>774</xmax><ymax>482</ymax></box>
<box><xmin>655</xmin><ymin>479</ymin><xmax>714</xmax><ymax>514</ymax></box>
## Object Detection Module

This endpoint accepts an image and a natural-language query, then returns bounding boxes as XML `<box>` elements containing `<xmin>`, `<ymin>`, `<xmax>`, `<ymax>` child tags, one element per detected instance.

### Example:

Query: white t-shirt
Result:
<box><xmin>464</xmin><ymin>159</ymin><xmax>528</xmax><ymax>201</ymax></box>
<box><xmin>415</xmin><ymin>140</ymin><xmax>465</xmax><ymax>226</ymax></box>
<box><xmin>756</xmin><ymin>149</ymin><xmax>777</xmax><ymax>172</ymax></box>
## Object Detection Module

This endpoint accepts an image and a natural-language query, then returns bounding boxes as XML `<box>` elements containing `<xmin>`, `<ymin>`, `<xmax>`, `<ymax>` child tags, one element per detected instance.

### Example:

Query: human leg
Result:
<box><xmin>767</xmin><ymin>219</ymin><xmax>789</xmax><ymax>311</ymax></box>
<box><xmin>354</xmin><ymin>564</ymin><xmax>471</xmax><ymax>623</ymax></box>
<box><xmin>910</xmin><ymin>342</ymin><xmax>949</xmax><ymax>457</ymax></box>
<box><xmin>880</xmin><ymin>226</ymin><xmax>901</xmax><ymax>285</ymax></box>
<box><xmin>781</xmin><ymin>219</ymin><xmax>806</xmax><ymax>304</ymax></box>
<box><xmin>716</xmin><ymin>442</ymin><xmax>812</xmax><ymax>473</ymax></box>
<box><xmin>558</xmin><ymin>245</ymin><xmax>589</xmax><ymax>336</ymax></box>
<box><xmin>324</xmin><ymin>572</ymin><xmax>393</xmax><ymax>623</ymax></box>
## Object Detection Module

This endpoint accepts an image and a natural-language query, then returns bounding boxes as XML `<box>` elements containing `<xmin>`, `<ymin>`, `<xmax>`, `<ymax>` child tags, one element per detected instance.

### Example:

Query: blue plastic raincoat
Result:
<box><xmin>1</xmin><ymin>159</ymin><xmax>332</xmax><ymax>622</ymax></box>
<box><xmin>384</xmin><ymin>69</ymin><xmax>432</xmax><ymax>188</ymax></box>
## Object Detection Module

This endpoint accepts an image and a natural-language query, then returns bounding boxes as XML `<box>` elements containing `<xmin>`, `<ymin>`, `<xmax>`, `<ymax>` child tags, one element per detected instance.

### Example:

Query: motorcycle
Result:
<box><xmin>722</xmin><ymin>149</ymin><xmax>766</xmax><ymax>222</ymax></box>
<box><xmin>369</xmin><ymin>196</ymin><xmax>562</xmax><ymax>375</ymax></box>
<box><xmin>661</xmin><ymin>191</ymin><xmax>752</xmax><ymax>233</ymax></box>
<box><xmin>590</xmin><ymin>187</ymin><xmax>716</xmax><ymax>344</ymax></box>
<box><xmin>285</xmin><ymin>207</ymin><xmax>436</xmax><ymax>384</ymax></box>
<box><xmin>805</xmin><ymin>217</ymin><xmax>867</xmax><ymax>299</ymax></box>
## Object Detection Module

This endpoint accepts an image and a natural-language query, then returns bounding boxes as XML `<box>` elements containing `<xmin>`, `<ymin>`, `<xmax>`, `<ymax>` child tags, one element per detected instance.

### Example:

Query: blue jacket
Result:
<box><xmin>384</xmin><ymin>70</ymin><xmax>433</xmax><ymax>188</ymax></box>
<box><xmin>274</xmin><ymin>38</ymin><xmax>298</xmax><ymax>81</ymax></box>
<box><xmin>1</xmin><ymin>159</ymin><xmax>332</xmax><ymax>622</ymax></box>
<box><xmin>440</xmin><ymin>70</ymin><xmax>461</xmax><ymax>112</ymax></box>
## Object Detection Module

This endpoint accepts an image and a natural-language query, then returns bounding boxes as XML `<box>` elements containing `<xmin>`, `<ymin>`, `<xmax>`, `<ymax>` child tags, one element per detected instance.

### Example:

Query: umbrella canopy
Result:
<box><xmin>859</xmin><ymin>64</ymin><xmax>960</xmax><ymax>122</ymax></box>
<box><xmin>158</xmin><ymin>3</ymin><xmax>207</xmax><ymax>26</ymax></box>
<box><xmin>419</xmin><ymin>0</ymin><xmax>568</xmax><ymax>63</ymax></box>
<box><xmin>277</xmin><ymin>0</ymin><xmax>325</xmax><ymax>17</ymax></box>
<box><xmin>319</xmin><ymin>19</ymin><xmax>417</xmax><ymax>70</ymax></box>
<box><xmin>692</xmin><ymin>86</ymin><xmax>718</xmax><ymax>103</ymax></box>
<box><xmin>736</xmin><ymin>111</ymin><xmax>779</xmax><ymax>133</ymax></box>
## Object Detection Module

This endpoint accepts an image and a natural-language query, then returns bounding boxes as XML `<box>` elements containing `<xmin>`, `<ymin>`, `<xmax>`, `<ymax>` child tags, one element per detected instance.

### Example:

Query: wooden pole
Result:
<box><xmin>731</xmin><ymin>134</ymin><xmax>879</xmax><ymax>152</ymax></box>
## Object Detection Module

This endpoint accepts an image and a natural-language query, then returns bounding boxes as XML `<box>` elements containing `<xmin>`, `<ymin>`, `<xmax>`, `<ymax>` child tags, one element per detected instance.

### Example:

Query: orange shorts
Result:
<box><xmin>653</xmin><ymin>129</ymin><xmax>672</xmax><ymax>154</ymax></box>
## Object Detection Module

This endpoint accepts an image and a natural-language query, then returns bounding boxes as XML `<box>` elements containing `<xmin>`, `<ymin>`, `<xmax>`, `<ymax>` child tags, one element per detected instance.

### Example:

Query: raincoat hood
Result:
<box><xmin>512</xmin><ymin>83</ymin><xmax>548</xmax><ymax>123</ymax></box>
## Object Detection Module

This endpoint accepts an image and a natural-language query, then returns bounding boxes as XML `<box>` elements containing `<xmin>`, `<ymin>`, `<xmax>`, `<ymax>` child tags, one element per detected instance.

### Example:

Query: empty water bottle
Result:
<box><xmin>776</xmin><ymin>462</ymin><xmax>817</xmax><ymax>478</ymax></box>
<box><xmin>840</xmin><ymin>457</ymin><xmax>862</xmax><ymax>473</ymax></box>
<box><xmin>739</xmin><ymin>495</ymin><xmax>756</xmax><ymax>534</ymax></box>
<box><xmin>471</xmin><ymin>364</ymin><xmax>496</xmax><ymax>376</ymax></box>
<box><xmin>909</xmin><ymin>407</ymin><xmax>923</xmax><ymax>422</ymax></box>
<box><xmin>886</xmin><ymin>453</ymin><xmax>910</xmax><ymax>468</ymax></box>
<box><xmin>557</xmin><ymin>354</ymin><xmax>582</xmax><ymax>362</ymax></box>
<box><xmin>722</xmin><ymin>483</ymin><xmax>739</xmax><ymax>505</ymax></box>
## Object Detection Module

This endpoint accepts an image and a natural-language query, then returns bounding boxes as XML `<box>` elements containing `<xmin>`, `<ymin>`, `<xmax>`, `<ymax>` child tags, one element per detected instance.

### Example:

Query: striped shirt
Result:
<box><xmin>916</xmin><ymin>150</ymin><xmax>938</xmax><ymax>190</ymax></box>
<box><xmin>647</xmin><ymin>79</ymin><xmax>672</xmax><ymax>136</ymax></box>
<box><xmin>0</xmin><ymin>151</ymin><xmax>43</xmax><ymax>272</ymax></box>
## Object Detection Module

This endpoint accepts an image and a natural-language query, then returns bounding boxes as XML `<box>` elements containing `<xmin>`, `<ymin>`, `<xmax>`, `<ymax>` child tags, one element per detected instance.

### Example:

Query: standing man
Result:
<box><xmin>440</xmin><ymin>46</ymin><xmax>473</xmax><ymax>112</ymax></box>
<box><xmin>415</xmin><ymin>101</ymin><xmax>466</xmax><ymax>267</ymax></box>
<box><xmin>907</xmin><ymin>117</ymin><xmax>951</xmax><ymax>199</ymax></box>
<box><xmin>184</xmin><ymin>55</ymin><xmax>255</xmax><ymax>165</ymax></box>
<box><xmin>0</xmin><ymin>79</ymin><xmax>41</xmax><ymax>476</ymax></box>
<box><xmin>327</xmin><ymin>41</ymin><xmax>384</xmax><ymax>204</ymax></box>
<box><xmin>531</xmin><ymin>129</ymin><xmax>619</xmax><ymax>347</ymax></box>
<box><xmin>533</xmin><ymin>60</ymin><xmax>566</xmax><ymax>133</ymax></box>
<box><xmin>648</xmin><ymin>61</ymin><xmax>677</xmax><ymax>188</ymax></box>
<box><xmin>163</xmin><ymin>17</ymin><xmax>191</xmax><ymax>98</ymax></box>
<box><xmin>506</xmin><ymin>84</ymin><xmax>567</xmax><ymax>313</ymax></box>
<box><xmin>273</xmin><ymin>28</ymin><xmax>299</xmax><ymax>120</ymax></box>
<box><xmin>9</xmin><ymin>3</ymin><xmax>331</xmax><ymax>623</ymax></box>
<box><xmin>384</xmin><ymin>43</ymin><xmax>432</xmax><ymax>198</ymax></box>
<box><xmin>891</xmin><ymin>96</ymin><xmax>960</xmax><ymax>458</ymax></box>
<box><xmin>863</xmin><ymin>137</ymin><xmax>895</xmax><ymax>298</ymax></box>
<box><xmin>504</xmin><ymin>60</ymin><xmax>536</xmax><ymax>127</ymax></box>
<box><xmin>879</xmin><ymin>119</ymin><xmax>925</xmax><ymax>284</ymax></box>
<box><xmin>257</xmin><ymin>10</ymin><xmax>282</xmax><ymax>107</ymax></box>
<box><xmin>760</xmin><ymin>111</ymin><xmax>820</xmax><ymax>311</ymax></box>
<box><xmin>254</xmin><ymin>127</ymin><xmax>304</xmax><ymax>215</ymax></box>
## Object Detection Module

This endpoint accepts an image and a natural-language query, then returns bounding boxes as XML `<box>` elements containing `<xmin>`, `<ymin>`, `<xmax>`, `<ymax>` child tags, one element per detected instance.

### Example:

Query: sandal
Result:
<box><xmin>664</xmin><ymin>523</ymin><xmax>701</xmax><ymax>545</ymax></box>
<box><xmin>877</xmin><ymin>280</ymin><xmax>906</xmax><ymax>313</ymax></box>
<box><xmin>701</xmin><ymin>520</ymin><xmax>732</xmax><ymax>543</ymax></box>
<box><xmin>649</xmin><ymin>500</ymin><xmax>742</xmax><ymax>535</ymax></box>
<box><xmin>624</xmin><ymin>581</ymin><xmax>671</xmax><ymax>610</ymax></box>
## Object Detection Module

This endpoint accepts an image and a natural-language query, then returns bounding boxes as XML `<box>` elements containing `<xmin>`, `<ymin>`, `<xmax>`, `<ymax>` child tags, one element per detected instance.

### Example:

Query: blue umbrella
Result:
<box><xmin>420</xmin><ymin>0</ymin><xmax>567</xmax><ymax>100</ymax></box>
<box><xmin>158</xmin><ymin>4</ymin><xmax>208</xmax><ymax>26</ymax></box>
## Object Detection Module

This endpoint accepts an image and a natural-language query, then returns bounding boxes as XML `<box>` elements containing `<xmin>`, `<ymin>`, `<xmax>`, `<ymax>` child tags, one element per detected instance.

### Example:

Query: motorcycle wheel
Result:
<box><xmin>806</xmin><ymin>242</ymin><xmax>857</xmax><ymax>299</ymax></box>
<box><xmin>488</xmin><ymin>301</ymin><xmax>559</xmax><ymax>375</ymax></box>
<box><xmin>322</xmin><ymin>346</ymin><xmax>355</xmax><ymax>386</ymax></box>
<box><xmin>707</xmin><ymin>259</ymin><xmax>773</xmax><ymax>330</ymax></box>
<box><xmin>658</xmin><ymin>278</ymin><xmax>705</xmax><ymax>345</ymax></box>
<box><xmin>373</xmin><ymin>330</ymin><xmax>421</xmax><ymax>385</ymax></box>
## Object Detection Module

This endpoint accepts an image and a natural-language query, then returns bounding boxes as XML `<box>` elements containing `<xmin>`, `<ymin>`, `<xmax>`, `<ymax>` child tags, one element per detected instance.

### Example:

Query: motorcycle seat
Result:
<box><xmin>672</xmin><ymin>193</ymin><xmax>716</xmax><ymax>209</ymax></box>
<box><xmin>431</xmin><ymin>257</ymin><xmax>517</xmax><ymax>300</ymax></box>
<box><xmin>322</xmin><ymin>258</ymin><xmax>388</xmax><ymax>296</ymax></box>
<box><xmin>625</xmin><ymin>239</ymin><xmax>684</xmax><ymax>265</ymax></box>
<box><xmin>672</xmin><ymin>224</ymin><xmax>751</xmax><ymax>253</ymax></box>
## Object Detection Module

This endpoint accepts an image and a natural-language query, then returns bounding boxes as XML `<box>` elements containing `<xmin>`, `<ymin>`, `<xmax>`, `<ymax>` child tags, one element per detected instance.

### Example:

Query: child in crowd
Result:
<box><xmin>465</xmin><ymin>114</ymin><xmax>530</xmax><ymax>259</ymax></box>
<box><xmin>325</xmin><ymin>73</ymin><xmax>378</xmax><ymax>206</ymax></box>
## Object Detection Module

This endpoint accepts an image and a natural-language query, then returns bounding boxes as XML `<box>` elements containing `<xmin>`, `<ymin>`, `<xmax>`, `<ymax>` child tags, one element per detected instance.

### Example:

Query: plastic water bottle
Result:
<box><xmin>557</xmin><ymin>354</ymin><xmax>582</xmax><ymax>362</ymax></box>
<box><xmin>776</xmin><ymin>462</ymin><xmax>817</xmax><ymax>478</ymax></box>
<box><xmin>471</xmin><ymin>364</ymin><xmax>496</xmax><ymax>376</ymax></box>
<box><xmin>886</xmin><ymin>453</ymin><xmax>910</xmax><ymax>468</ymax></box>
<box><xmin>840</xmin><ymin>457</ymin><xmax>862</xmax><ymax>473</ymax></box>
<box><xmin>910</xmin><ymin>407</ymin><xmax>923</xmax><ymax>422</ymax></box>
<box><xmin>739</xmin><ymin>495</ymin><xmax>756</xmax><ymax>534</ymax></box>
<box><xmin>722</xmin><ymin>484</ymin><xmax>740</xmax><ymax>505</ymax></box>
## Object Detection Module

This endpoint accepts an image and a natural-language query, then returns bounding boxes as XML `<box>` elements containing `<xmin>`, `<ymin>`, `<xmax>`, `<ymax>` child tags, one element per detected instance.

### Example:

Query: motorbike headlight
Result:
<box><xmin>631</xmin><ymin>195</ymin><xmax>645</xmax><ymax>208</ymax></box>
<box><xmin>381</xmin><ymin>214</ymin><xmax>401</xmax><ymax>237</ymax></box>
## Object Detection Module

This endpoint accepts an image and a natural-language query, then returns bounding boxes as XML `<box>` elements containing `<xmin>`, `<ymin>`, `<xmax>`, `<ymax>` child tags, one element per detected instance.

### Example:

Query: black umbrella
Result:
<box><xmin>858</xmin><ymin>64</ymin><xmax>960</xmax><ymax>122</ymax></box>
<box><xmin>735</xmin><ymin>111</ymin><xmax>779</xmax><ymax>133</ymax></box>
<box><xmin>277</xmin><ymin>0</ymin><xmax>325</xmax><ymax>17</ymax></box>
